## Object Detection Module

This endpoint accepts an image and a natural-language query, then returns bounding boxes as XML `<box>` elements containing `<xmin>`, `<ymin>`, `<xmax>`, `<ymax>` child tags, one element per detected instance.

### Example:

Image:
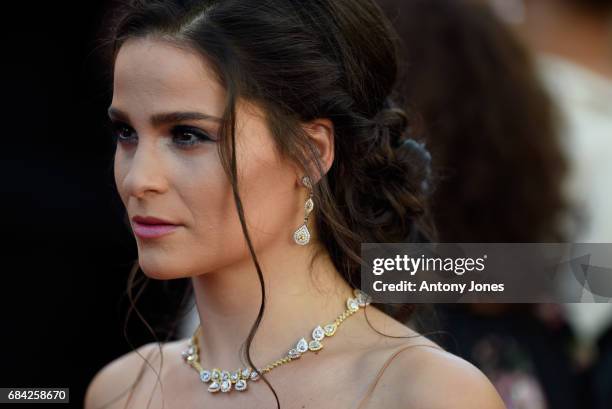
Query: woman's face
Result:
<box><xmin>110</xmin><ymin>37</ymin><xmax>302</xmax><ymax>279</ymax></box>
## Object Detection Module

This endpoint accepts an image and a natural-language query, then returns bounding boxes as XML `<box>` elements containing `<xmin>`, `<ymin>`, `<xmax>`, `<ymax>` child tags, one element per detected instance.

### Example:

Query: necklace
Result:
<box><xmin>181</xmin><ymin>288</ymin><xmax>372</xmax><ymax>393</ymax></box>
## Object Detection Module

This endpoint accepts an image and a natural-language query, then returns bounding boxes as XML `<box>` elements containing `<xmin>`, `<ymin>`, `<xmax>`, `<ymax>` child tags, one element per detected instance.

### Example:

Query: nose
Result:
<box><xmin>118</xmin><ymin>140</ymin><xmax>169</xmax><ymax>200</ymax></box>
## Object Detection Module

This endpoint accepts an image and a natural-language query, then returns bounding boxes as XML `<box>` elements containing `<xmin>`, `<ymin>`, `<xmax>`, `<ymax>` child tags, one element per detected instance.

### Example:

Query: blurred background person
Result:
<box><xmin>378</xmin><ymin>1</ymin><xmax>580</xmax><ymax>408</ymax></box>
<box><xmin>488</xmin><ymin>1</ymin><xmax>612</xmax><ymax>407</ymax></box>
<box><xmin>497</xmin><ymin>0</ymin><xmax>612</xmax><ymax>339</ymax></box>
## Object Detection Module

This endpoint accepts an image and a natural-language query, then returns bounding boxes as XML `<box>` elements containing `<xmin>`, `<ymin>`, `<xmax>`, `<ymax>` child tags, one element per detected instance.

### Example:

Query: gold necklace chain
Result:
<box><xmin>181</xmin><ymin>288</ymin><xmax>372</xmax><ymax>394</ymax></box>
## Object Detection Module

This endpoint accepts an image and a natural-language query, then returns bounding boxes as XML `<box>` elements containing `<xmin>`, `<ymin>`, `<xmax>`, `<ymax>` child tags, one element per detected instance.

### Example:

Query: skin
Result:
<box><xmin>85</xmin><ymin>37</ymin><xmax>506</xmax><ymax>409</ymax></box>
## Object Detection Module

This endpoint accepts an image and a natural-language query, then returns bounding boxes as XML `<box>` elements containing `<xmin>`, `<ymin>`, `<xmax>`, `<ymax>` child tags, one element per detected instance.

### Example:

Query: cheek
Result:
<box><xmin>234</xmin><ymin>140</ymin><xmax>299</xmax><ymax>252</ymax></box>
<box><xmin>143</xmin><ymin>152</ymin><xmax>243</xmax><ymax>277</ymax></box>
<box><xmin>179</xmin><ymin>144</ymin><xmax>297</xmax><ymax>274</ymax></box>
<box><xmin>113</xmin><ymin>150</ymin><xmax>128</xmax><ymax>204</ymax></box>
<box><xmin>240</xmin><ymin>159</ymin><xmax>297</xmax><ymax>243</ymax></box>
<box><xmin>182</xmin><ymin>158</ymin><xmax>247</xmax><ymax>268</ymax></box>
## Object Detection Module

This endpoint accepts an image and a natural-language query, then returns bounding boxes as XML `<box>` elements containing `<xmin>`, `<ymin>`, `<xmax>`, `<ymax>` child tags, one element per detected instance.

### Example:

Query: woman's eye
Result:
<box><xmin>171</xmin><ymin>126</ymin><xmax>215</xmax><ymax>146</ymax></box>
<box><xmin>111</xmin><ymin>122</ymin><xmax>137</xmax><ymax>144</ymax></box>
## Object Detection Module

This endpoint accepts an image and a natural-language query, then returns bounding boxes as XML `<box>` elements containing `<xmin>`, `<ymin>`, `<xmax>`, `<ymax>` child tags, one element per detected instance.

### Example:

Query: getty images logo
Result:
<box><xmin>372</xmin><ymin>254</ymin><xmax>488</xmax><ymax>276</ymax></box>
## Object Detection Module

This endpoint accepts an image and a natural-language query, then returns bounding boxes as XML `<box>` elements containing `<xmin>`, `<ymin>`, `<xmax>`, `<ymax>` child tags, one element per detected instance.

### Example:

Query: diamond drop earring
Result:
<box><xmin>293</xmin><ymin>176</ymin><xmax>314</xmax><ymax>245</ymax></box>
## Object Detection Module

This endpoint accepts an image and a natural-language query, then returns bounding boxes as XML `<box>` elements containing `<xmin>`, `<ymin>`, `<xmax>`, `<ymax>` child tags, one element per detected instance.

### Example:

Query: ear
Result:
<box><xmin>299</xmin><ymin>118</ymin><xmax>335</xmax><ymax>184</ymax></box>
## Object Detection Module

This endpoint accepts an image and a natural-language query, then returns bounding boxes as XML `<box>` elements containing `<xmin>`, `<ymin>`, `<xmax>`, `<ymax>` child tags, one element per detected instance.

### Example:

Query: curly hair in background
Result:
<box><xmin>379</xmin><ymin>0</ymin><xmax>569</xmax><ymax>243</ymax></box>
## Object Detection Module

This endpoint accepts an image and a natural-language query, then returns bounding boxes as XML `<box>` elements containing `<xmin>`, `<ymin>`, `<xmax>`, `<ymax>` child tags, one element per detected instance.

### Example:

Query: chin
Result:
<box><xmin>137</xmin><ymin>255</ymin><xmax>188</xmax><ymax>280</ymax></box>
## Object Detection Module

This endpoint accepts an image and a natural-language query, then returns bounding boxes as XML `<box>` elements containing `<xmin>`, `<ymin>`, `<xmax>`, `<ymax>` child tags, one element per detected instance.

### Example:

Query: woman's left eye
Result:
<box><xmin>171</xmin><ymin>126</ymin><xmax>215</xmax><ymax>147</ymax></box>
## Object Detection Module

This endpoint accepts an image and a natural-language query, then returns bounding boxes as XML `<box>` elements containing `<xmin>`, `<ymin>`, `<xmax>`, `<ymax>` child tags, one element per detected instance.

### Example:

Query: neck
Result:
<box><xmin>518</xmin><ymin>1</ymin><xmax>612</xmax><ymax>78</ymax></box>
<box><xmin>190</xmin><ymin>239</ymin><xmax>357</xmax><ymax>370</ymax></box>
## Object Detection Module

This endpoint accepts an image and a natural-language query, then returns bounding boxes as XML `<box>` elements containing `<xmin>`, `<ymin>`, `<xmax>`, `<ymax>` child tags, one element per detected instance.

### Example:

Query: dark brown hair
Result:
<box><xmin>95</xmin><ymin>0</ymin><xmax>435</xmax><ymax>408</ymax></box>
<box><xmin>380</xmin><ymin>0</ymin><xmax>569</xmax><ymax>242</ymax></box>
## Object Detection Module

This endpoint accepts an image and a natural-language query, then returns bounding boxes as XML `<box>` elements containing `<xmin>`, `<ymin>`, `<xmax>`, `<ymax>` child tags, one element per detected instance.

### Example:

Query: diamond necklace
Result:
<box><xmin>181</xmin><ymin>288</ymin><xmax>372</xmax><ymax>394</ymax></box>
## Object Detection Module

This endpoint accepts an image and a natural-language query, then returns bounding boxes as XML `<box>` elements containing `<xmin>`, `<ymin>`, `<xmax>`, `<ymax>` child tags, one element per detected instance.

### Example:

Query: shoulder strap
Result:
<box><xmin>355</xmin><ymin>343</ymin><xmax>444</xmax><ymax>409</ymax></box>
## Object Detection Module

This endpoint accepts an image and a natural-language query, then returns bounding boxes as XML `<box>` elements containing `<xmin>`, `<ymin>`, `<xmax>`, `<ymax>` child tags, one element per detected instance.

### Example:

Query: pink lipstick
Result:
<box><xmin>131</xmin><ymin>215</ymin><xmax>180</xmax><ymax>239</ymax></box>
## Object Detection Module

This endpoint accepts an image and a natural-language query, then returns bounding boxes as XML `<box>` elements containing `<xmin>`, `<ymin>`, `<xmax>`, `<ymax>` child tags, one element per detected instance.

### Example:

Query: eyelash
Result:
<box><xmin>109</xmin><ymin>121</ymin><xmax>215</xmax><ymax>147</ymax></box>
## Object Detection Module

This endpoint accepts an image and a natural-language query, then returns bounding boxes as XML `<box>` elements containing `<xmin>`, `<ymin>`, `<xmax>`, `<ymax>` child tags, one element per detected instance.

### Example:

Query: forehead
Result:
<box><xmin>112</xmin><ymin>37</ymin><xmax>224</xmax><ymax>116</ymax></box>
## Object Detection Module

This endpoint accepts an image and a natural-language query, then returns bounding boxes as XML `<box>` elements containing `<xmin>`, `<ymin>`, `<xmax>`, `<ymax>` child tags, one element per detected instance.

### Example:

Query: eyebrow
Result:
<box><xmin>107</xmin><ymin>107</ymin><xmax>223</xmax><ymax>126</ymax></box>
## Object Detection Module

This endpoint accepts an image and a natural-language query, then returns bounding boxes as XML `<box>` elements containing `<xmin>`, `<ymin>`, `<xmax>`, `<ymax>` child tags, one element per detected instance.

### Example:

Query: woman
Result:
<box><xmin>85</xmin><ymin>0</ymin><xmax>506</xmax><ymax>408</ymax></box>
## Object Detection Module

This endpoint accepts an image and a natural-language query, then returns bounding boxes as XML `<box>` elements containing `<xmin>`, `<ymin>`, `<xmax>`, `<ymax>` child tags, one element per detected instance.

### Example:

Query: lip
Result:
<box><xmin>131</xmin><ymin>215</ymin><xmax>181</xmax><ymax>239</ymax></box>
<box><xmin>132</xmin><ymin>215</ymin><xmax>177</xmax><ymax>225</ymax></box>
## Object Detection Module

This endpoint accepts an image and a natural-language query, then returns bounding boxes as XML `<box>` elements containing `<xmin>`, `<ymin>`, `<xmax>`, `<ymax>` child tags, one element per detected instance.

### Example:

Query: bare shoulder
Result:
<box><xmin>371</xmin><ymin>334</ymin><xmax>506</xmax><ymax>409</ymax></box>
<box><xmin>357</xmin><ymin>308</ymin><xmax>506</xmax><ymax>409</ymax></box>
<box><xmin>84</xmin><ymin>341</ymin><xmax>165</xmax><ymax>409</ymax></box>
